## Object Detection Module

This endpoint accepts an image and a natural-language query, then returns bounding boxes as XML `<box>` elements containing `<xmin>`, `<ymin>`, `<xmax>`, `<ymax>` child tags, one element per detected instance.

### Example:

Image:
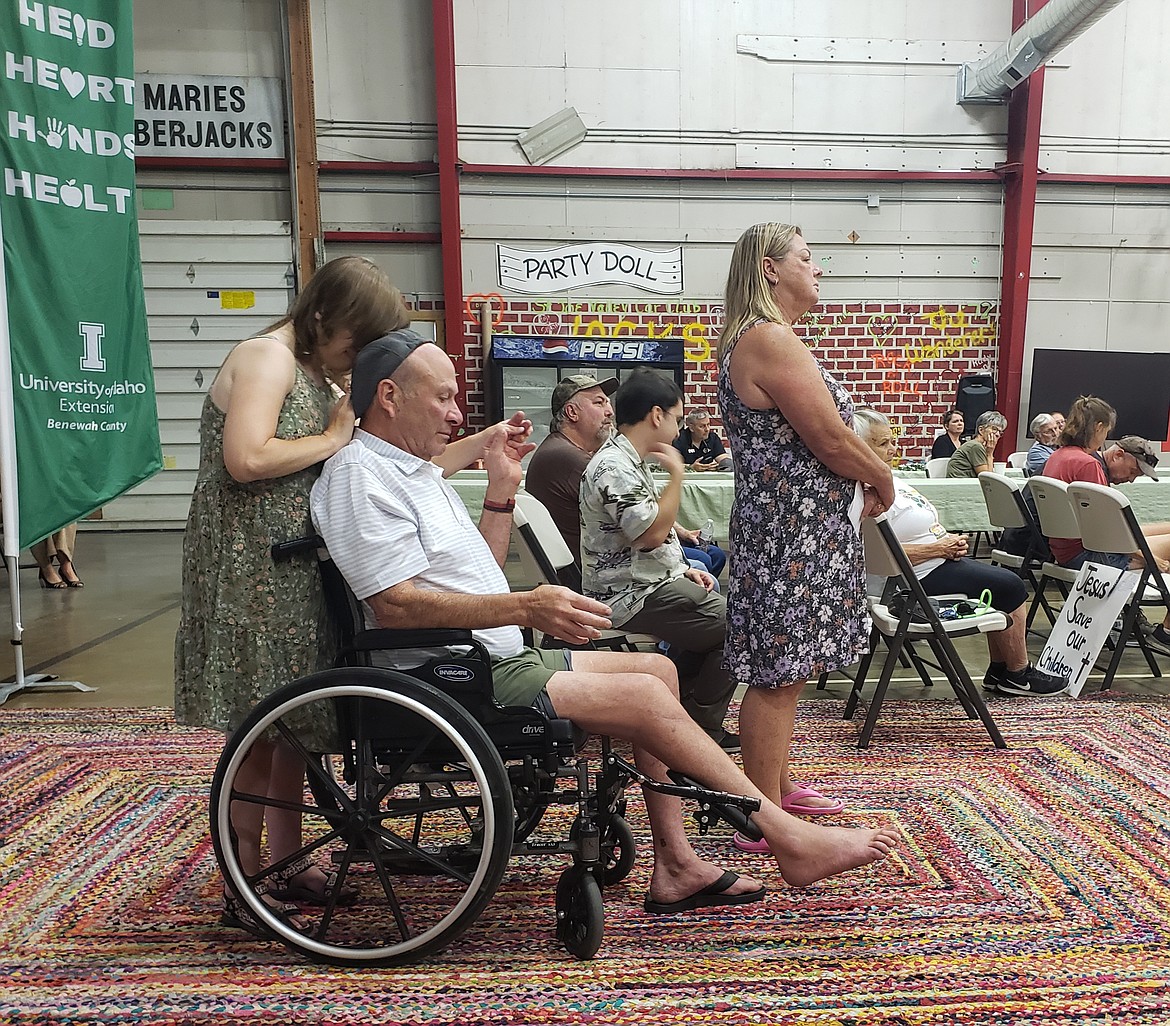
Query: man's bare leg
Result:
<box><xmin>548</xmin><ymin>651</ymin><xmax>899</xmax><ymax>890</ymax></box>
<box><xmin>550</xmin><ymin>651</ymin><xmax>761</xmax><ymax>905</ymax></box>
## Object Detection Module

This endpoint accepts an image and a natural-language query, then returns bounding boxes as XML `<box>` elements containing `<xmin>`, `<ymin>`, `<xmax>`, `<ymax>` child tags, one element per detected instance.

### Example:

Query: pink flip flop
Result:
<box><xmin>782</xmin><ymin>785</ymin><xmax>845</xmax><ymax>816</ymax></box>
<box><xmin>732</xmin><ymin>831</ymin><xmax>771</xmax><ymax>854</ymax></box>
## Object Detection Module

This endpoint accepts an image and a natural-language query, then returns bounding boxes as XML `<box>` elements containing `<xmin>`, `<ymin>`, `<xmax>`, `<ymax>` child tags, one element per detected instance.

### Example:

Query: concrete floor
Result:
<box><xmin>1</xmin><ymin>530</ymin><xmax>1167</xmax><ymax>711</ymax></box>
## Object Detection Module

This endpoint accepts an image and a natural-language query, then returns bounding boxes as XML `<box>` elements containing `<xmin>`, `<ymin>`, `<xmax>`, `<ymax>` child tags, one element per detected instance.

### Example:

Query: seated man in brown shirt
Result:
<box><xmin>524</xmin><ymin>374</ymin><xmax>618</xmax><ymax>565</ymax></box>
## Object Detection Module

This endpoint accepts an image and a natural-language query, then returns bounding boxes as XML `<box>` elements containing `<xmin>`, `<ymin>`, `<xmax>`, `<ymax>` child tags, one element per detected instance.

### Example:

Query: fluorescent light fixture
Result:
<box><xmin>517</xmin><ymin>107</ymin><xmax>587</xmax><ymax>165</ymax></box>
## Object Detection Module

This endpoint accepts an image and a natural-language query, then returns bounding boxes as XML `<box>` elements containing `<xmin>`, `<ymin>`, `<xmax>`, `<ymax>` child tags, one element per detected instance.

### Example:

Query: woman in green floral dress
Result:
<box><xmin>174</xmin><ymin>255</ymin><xmax>407</xmax><ymax>933</ymax></box>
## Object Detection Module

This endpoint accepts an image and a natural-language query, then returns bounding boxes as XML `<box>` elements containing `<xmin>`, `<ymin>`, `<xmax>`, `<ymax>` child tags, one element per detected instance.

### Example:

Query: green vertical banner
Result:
<box><xmin>0</xmin><ymin>0</ymin><xmax>161</xmax><ymax>549</ymax></box>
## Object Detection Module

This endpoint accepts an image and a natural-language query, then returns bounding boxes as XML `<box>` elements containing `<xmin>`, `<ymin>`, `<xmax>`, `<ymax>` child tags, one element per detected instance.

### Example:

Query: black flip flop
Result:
<box><xmin>643</xmin><ymin>870</ymin><xmax>766</xmax><ymax>915</ymax></box>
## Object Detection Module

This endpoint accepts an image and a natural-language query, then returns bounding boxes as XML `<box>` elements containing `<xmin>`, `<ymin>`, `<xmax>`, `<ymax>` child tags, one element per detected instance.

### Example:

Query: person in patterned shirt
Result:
<box><xmin>580</xmin><ymin>370</ymin><xmax>737</xmax><ymax>749</ymax></box>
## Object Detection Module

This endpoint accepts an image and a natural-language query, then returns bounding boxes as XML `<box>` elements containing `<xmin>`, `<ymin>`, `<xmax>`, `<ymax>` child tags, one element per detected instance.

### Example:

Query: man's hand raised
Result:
<box><xmin>523</xmin><ymin>585</ymin><xmax>613</xmax><ymax>646</ymax></box>
<box><xmin>646</xmin><ymin>442</ymin><xmax>685</xmax><ymax>478</ymax></box>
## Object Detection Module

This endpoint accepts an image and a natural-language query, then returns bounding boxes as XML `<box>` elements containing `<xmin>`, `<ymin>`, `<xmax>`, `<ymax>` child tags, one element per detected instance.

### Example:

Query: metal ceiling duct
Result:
<box><xmin>957</xmin><ymin>0</ymin><xmax>1129</xmax><ymax>103</ymax></box>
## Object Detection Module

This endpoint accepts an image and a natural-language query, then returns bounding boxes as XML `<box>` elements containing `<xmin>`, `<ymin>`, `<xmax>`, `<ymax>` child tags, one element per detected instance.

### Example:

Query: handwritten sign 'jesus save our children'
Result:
<box><xmin>1036</xmin><ymin>561</ymin><xmax>1140</xmax><ymax>697</ymax></box>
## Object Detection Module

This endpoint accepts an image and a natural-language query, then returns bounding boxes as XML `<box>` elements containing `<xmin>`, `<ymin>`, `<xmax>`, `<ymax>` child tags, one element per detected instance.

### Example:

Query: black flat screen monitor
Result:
<box><xmin>1028</xmin><ymin>349</ymin><xmax>1168</xmax><ymax>442</ymax></box>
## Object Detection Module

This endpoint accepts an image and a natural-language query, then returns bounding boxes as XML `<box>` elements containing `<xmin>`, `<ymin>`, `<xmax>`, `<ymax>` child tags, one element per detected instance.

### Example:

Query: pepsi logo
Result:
<box><xmin>541</xmin><ymin>338</ymin><xmax>569</xmax><ymax>355</ymax></box>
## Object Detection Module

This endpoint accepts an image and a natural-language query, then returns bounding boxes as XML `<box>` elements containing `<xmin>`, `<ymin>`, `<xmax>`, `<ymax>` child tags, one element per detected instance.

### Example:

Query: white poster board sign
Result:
<box><xmin>497</xmin><ymin>243</ymin><xmax>683</xmax><ymax>294</ymax></box>
<box><xmin>134</xmin><ymin>74</ymin><xmax>285</xmax><ymax>158</ymax></box>
<box><xmin>1037</xmin><ymin>562</ymin><xmax>1140</xmax><ymax>697</ymax></box>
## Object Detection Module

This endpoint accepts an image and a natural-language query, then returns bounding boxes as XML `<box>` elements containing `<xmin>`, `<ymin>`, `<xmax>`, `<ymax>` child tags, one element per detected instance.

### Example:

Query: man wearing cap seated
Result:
<box><xmin>525</xmin><ymin>374</ymin><xmax>619</xmax><ymax>564</ymax></box>
<box><xmin>310</xmin><ymin>331</ymin><xmax>900</xmax><ymax>913</ymax></box>
<box><xmin>526</xmin><ymin>375</ymin><xmax>724</xmax><ymax>581</ymax></box>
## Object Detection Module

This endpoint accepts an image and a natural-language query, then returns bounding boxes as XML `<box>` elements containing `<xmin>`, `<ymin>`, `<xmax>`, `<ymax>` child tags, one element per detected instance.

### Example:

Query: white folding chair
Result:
<box><xmin>843</xmin><ymin>514</ymin><xmax>1007</xmax><ymax>749</ymax></box>
<box><xmin>925</xmin><ymin>457</ymin><xmax>951</xmax><ymax>479</ymax></box>
<box><xmin>978</xmin><ymin>471</ymin><xmax>1057</xmax><ymax>629</ymax></box>
<box><xmin>1007</xmin><ymin>451</ymin><xmax>1029</xmax><ymax>470</ymax></box>
<box><xmin>1025</xmin><ymin>476</ymin><xmax>1084</xmax><ymax>631</ymax></box>
<box><xmin>511</xmin><ymin>492</ymin><xmax>656</xmax><ymax>652</ymax></box>
<box><xmin>1066</xmin><ymin>481</ymin><xmax>1170</xmax><ymax>689</ymax></box>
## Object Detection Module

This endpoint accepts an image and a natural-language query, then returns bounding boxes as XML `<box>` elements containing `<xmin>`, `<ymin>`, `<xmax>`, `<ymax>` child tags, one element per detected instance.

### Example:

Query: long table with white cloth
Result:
<box><xmin>448</xmin><ymin>470</ymin><xmax>1170</xmax><ymax>544</ymax></box>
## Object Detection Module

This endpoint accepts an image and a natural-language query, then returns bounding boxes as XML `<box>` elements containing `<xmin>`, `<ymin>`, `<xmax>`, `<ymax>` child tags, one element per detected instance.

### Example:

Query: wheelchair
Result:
<box><xmin>209</xmin><ymin>539</ymin><xmax>759</xmax><ymax>966</ymax></box>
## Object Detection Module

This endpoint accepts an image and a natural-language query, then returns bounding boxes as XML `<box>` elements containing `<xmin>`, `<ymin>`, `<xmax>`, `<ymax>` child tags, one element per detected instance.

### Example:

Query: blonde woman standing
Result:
<box><xmin>717</xmin><ymin>224</ymin><xmax>894</xmax><ymax>852</ymax></box>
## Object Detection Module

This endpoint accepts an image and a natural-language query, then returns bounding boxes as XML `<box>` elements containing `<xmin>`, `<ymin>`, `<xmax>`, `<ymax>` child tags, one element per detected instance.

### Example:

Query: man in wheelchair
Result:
<box><xmin>310</xmin><ymin>330</ymin><xmax>899</xmax><ymax>913</ymax></box>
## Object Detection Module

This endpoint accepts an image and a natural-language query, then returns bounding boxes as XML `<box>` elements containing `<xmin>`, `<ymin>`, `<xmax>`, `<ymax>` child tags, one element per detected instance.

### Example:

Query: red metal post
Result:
<box><xmin>431</xmin><ymin>0</ymin><xmax>465</xmax><ymax>381</ymax></box>
<box><xmin>997</xmin><ymin>0</ymin><xmax>1047</xmax><ymax>453</ymax></box>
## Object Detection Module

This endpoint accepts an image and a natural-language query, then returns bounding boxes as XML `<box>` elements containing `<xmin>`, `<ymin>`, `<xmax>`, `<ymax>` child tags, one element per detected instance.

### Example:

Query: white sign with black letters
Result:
<box><xmin>1036</xmin><ymin>561</ymin><xmax>1140</xmax><ymax>697</ymax></box>
<box><xmin>134</xmin><ymin>74</ymin><xmax>284</xmax><ymax>158</ymax></box>
<box><xmin>497</xmin><ymin>243</ymin><xmax>683</xmax><ymax>294</ymax></box>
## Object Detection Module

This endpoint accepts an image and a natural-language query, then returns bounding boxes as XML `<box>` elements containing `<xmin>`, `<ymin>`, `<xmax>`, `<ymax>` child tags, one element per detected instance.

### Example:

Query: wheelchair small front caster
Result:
<box><xmin>555</xmin><ymin>865</ymin><xmax>604</xmax><ymax>960</ymax></box>
<box><xmin>570</xmin><ymin>813</ymin><xmax>635</xmax><ymax>885</ymax></box>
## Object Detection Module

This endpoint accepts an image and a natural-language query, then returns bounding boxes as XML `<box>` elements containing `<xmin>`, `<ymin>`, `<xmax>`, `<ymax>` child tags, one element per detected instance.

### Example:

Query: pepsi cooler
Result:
<box><xmin>487</xmin><ymin>335</ymin><xmax>685</xmax><ymax>448</ymax></box>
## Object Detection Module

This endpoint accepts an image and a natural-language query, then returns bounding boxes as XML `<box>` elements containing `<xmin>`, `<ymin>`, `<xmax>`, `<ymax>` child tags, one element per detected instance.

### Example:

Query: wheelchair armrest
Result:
<box><xmin>349</xmin><ymin>627</ymin><xmax>475</xmax><ymax>651</ymax></box>
<box><xmin>271</xmin><ymin>535</ymin><xmax>323</xmax><ymax>561</ymax></box>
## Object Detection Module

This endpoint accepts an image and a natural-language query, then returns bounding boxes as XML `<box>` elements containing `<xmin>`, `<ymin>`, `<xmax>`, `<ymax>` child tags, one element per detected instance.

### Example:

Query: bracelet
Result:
<box><xmin>481</xmin><ymin>498</ymin><xmax>516</xmax><ymax>514</ymax></box>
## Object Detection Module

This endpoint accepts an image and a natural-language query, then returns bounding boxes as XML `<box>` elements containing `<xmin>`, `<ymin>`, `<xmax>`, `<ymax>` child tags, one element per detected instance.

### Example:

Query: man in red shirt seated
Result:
<box><xmin>1041</xmin><ymin>395</ymin><xmax>1170</xmax><ymax>646</ymax></box>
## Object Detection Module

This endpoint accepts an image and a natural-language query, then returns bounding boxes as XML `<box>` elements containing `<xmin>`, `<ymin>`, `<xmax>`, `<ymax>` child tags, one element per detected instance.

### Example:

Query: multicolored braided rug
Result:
<box><xmin>3</xmin><ymin>697</ymin><xmax>1170</xmax><ymax>1025</ymax></box>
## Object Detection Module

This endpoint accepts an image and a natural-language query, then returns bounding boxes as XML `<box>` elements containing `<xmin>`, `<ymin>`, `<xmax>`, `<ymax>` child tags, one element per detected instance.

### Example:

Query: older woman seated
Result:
<box><xmin>946</xmin><ymin>410</ymin><xmax>1007</xmax><ymax>477</ymax></box>
<box><xmin>853</xmin><ymin>408</ymin><xmax>1067</xmax><ymax>698</ymax></box>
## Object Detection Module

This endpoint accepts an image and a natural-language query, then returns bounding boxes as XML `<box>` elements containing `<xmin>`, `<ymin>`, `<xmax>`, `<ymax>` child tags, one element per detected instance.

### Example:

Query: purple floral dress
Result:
<box><xmin>718</xmin><ymin>321</ymin><xmax>869</xmax><ymax>687</ymax></box>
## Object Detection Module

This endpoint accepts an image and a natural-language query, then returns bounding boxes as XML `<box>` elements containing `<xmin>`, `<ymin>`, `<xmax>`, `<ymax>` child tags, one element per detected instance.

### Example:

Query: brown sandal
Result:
<box><xmin>269</xmin><ymin>854</ymin><xmax>359</xmax><ymax>907</ymax></box>
<box><xmin>221</xmin><ymin>886</ymin><xmax>312</xmax><ymax>938</ymax></box>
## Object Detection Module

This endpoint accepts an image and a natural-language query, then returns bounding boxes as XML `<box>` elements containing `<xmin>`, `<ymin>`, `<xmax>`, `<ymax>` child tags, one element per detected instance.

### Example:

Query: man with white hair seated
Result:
<box><xmin>1025</xmin><ymin>412</ymin><xmax>1060</xmax><ymax>477</ymax></box>
<box><xmin>309</xmin><ymin>330</ymin><xmax>900</xmax><ymax>914</ymax></box>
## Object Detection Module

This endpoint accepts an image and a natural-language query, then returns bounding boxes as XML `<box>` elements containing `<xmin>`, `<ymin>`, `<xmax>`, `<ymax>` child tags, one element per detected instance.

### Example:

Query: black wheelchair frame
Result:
<box><xmin>208</xmin><ymin>538</ymin><xmax>758</xmax><ymax>966</ymax></box>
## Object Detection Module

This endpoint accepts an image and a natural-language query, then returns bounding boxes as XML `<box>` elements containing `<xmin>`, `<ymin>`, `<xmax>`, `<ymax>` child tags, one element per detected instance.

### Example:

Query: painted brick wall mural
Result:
<box><xmin>450</xmin><ymin>297</ymin><xmax>998</xmax><ymax>463</ymax></box>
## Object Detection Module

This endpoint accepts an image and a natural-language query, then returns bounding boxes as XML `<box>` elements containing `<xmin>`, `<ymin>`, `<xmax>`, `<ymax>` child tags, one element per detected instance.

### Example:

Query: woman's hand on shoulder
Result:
<box><xmin>324</xmin><ymin>393</ymin><xmax>356</xmax><ymax>452</ymax></box>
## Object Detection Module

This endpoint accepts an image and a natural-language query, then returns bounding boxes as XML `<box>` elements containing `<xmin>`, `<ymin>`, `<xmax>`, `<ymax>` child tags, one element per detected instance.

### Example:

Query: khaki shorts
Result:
<box><xmin>490</xmin><ymin>647</ymin><xmax>572</xmax><ymax>712</ymax></box>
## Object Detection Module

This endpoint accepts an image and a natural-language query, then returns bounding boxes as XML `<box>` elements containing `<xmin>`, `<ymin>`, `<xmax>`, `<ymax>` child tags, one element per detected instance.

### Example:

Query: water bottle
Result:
<box><xmin>697</xmin><ymin>518</ymin><xmax>714</xmax><ymax>550</ymax></box>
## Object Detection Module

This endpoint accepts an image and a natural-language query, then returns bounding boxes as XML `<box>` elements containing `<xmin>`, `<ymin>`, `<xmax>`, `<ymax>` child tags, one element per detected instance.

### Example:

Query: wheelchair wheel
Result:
<box><xmin>600</xmin><ymin>814</ymin><xmax>635</xmax><ymax>886</ymax></box>
<box><xmin>570</xmin><ymin>812</ymin><xmax>636</xmax><ymax>886</ymax></box>
<box><xmin>210</xmin><ymin>667</ymin><xmax>514</xmax><ymax>967</ymax></box>
<box><xmin>555</xmin><ymin>866</ymin><xmax>604</xmax><ymax>960</ymax></box>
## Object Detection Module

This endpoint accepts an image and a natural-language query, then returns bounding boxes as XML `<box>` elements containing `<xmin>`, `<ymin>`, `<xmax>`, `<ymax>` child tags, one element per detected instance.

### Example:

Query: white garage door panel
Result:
<box><xmin>151</xmin><ymin>343</ymin><xmax>234</xmax><ymax>369</ymax></box>
<box><xmin>112</xmin><ymin>220</ymin><xmax>294</xmax><ymax>529</ymax></box>
<box><xmin>148</xmin><ymin>316</ymin><xmax>276</xmax><ymax>343</ymax></box>
<box><xmin>161</xmin><ymin>393</ymin><xmax>216</xmax><ymax>420</ymax></box>
<box><xmin>160</xmin><ymin>423</ymin><xmax>199</xmax><ymax>445</ymax></box>
<box><xmin>138</xmin><ymin>221</ymin><xmax>293</xmax><ymax>260</ymax></box>
<box><xmin>148</xmin><ymin>288</ymin><xmax>292</xmax><ymax>318</ymax></box>
<box><xmin>163</xmin><ymin>444</ymin><xmax>202</xmax><ymax>472</ymax></box>
<box><xmin>132</xmin><ymin>471</ymin><xmax>198</xmax><ymax>495</ymax></box>
<box><xmin>96</xmin><ymin>494</ymin><xmax>189</xmax><ymax>528</ymax></box>
<box><xmin>154</xmin><ymin>369</ymin><xmax>215</xmax><ymax>394</ymax></box>
<box><xmin>142</xmin><ymin>264</ymin><xmax>294</xmax><ymax>290</ymax></box>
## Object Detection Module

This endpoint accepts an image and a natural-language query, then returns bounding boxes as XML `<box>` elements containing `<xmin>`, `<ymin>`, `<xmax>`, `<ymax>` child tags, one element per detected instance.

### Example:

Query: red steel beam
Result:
<box><xmin>318</xmin><ymin>160</ymin><xmax>439</xmax><ymax>175</ymax></box>
<box><xmin>323</xmin><ymin>231</ymin><xmax>440</xmax><ymax>244</ymax></box>
<box><xmin>135</xmin><ymin>157</ymin><xmax>288</xmax><ymax>171</ymax></box>
<box><xmin>432</xmin><ymin>0</ymin><xmax>465</xmax><ymax>374</ymax></box>
<box><xmin>460</xmin><ymin>162</ymin><xmax>1002</xmax><ymax>183</ymax></box>
<box><xmin>997</xmin><ymin>0</ymin><xmax>1047</xmax><ymax>454</ymax></box>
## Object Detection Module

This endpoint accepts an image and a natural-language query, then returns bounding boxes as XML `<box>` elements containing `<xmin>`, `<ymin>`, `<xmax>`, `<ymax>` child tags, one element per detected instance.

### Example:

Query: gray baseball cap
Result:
<box><xmin>1116</xmin><ymin>435</ymin><xmax>1160</xmax><ymax>480</ymax></box>
<box><xmin>551</xmin><ymin>374</ymin><xmax>618</xmax><ymax>417</ymax></box>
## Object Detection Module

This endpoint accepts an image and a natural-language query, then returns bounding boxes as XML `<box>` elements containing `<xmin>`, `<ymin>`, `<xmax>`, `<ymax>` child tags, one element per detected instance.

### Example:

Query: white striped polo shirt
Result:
<box><xmin>310</xmin><ymin>430</ymin><xmax>525</xmax><ymax>659</ymax></box>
